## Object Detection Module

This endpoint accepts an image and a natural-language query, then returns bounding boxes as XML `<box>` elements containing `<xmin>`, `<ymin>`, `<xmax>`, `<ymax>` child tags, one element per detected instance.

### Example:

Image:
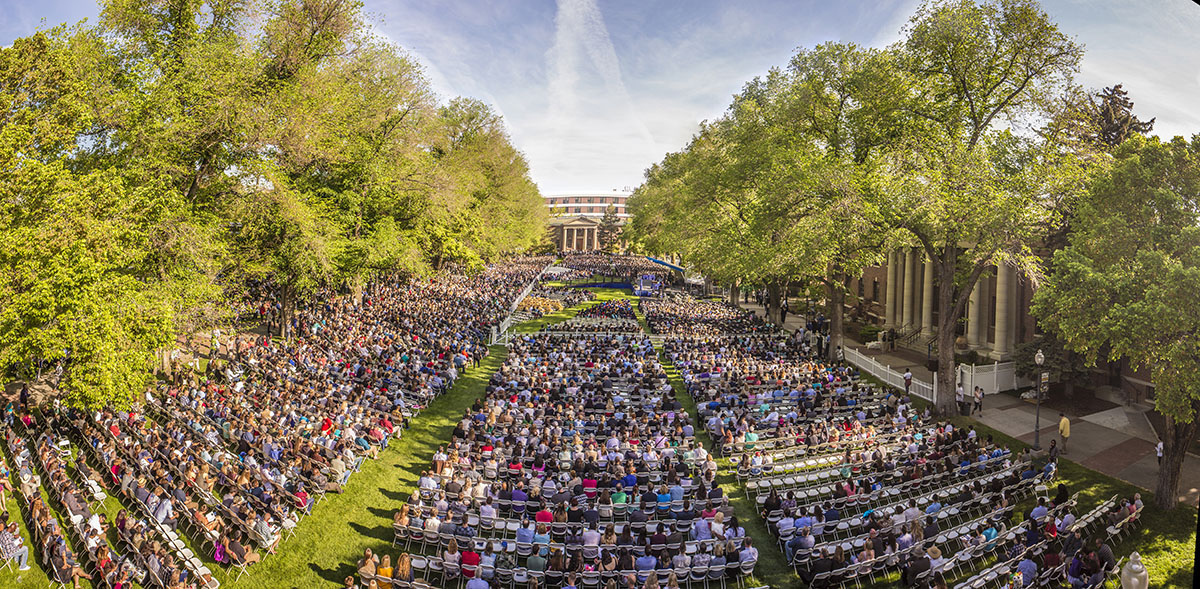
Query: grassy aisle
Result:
<box><xmin>512</xmin><ymin>287</ymin><xmax>631</xmax><ymax>333</ymax></box>
<box><xmin>239</xmin><ymin>346</ymin><xmax>509</xmax><ymax>588</ymax></box>
<box><xmin>243</xmin><ymin>289</ymin><xmax>621</xmax><ymax>587</ymax></box>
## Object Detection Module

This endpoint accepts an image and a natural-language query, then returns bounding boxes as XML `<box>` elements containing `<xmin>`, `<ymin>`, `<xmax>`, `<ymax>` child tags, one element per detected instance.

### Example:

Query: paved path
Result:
<box><xmin>734</xmin><ymin>297</ymin><xmax>1200</xmax><ymax>508</ymax></box>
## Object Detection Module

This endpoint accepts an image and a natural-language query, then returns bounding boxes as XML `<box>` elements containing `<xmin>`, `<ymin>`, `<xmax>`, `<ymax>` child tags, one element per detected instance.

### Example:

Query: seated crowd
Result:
<box><xmin>640</xmin><ymin>296</ymin><xmax>768</xmax><ymax>337</ymax></box>
<box><xmin>365</xmin><ymin>332</ymin><xmax>760</xmax><ymax>589</ymax></box>
<box><xmin>0</xmin><ymin>258</ymin><xmax>552</xmax><ymax>586</ymax></box>
<box><xmin>642</xmin><ymin>293</ymin><xmax>1134</xmax><ymax>588</ymax></box>
<box><xmin>560</xmin><ymin>254</ymin><xmax>665</xmax><ymax>282</ymax></box>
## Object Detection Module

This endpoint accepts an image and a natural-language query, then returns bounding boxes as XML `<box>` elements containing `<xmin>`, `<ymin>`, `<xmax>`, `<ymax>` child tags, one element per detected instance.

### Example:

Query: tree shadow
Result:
<box><xmin>367</xmin><ymin>506</ymin><xmax>395</xmax><ymax>520</ymax></box>
<box><xmin>349</xmin><ymin>520</ymin><xmax>393</xmax><ymax>544</ymax></box>
<box><xmin>381</xmin><ymin>488</ymin><xmax>411</xmax><ymax>502</ymax></box>
<box><xmin>309</xmin><ymin>561</ymin><xmax>354</xmax><ymax>585</ymax></box>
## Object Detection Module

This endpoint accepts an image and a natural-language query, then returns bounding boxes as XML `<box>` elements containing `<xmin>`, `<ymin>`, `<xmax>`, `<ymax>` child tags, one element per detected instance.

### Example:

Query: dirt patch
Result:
<box><xmin>1037</xmin><ymin>388</ymin><xmax>1119</xmax><ymax>417</ymax></box>
<box><xmin>996</xmin><ymin>388</ymin><xmax>1119</xmax><ymax>418</ymax></box>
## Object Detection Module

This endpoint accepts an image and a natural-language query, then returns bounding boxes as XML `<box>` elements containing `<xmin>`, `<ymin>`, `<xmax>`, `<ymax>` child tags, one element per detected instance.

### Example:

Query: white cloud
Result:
<box><xmin>531</xmin><ymin>0</ymin><xmax>658</xmax><ymax>192</ymax></box>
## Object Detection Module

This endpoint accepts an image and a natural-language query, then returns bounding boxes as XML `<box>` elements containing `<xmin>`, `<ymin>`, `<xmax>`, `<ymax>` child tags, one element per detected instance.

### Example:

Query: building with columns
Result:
<box><xmin>842</xmin><ymin>247</ymin><xmax>1152</xmax><ymax>396</ymax></box>
<box><xmin>548</xmin><ymin>216</ymin><xmax>605</xmax><ymax>251</ymax></box>
<box><xmin>545</xmin><ymin>190</ymin><xmax>630</xmax><ymax>252</ymax></box>
<box><xmin>849</xmin><ymin>247</ymin><xmax>1035</xmax><ymax>361</ymax></box>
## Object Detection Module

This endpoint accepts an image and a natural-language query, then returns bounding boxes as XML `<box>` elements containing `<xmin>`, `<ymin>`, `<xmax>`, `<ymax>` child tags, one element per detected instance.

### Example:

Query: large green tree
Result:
<box><xmin>0</xmin><ymin>0</ymin><xmax>546</xmax><ymax>408</ymax></box>
<box><xmin>1034</xmin><ymin>135</ymin><xmax>1200</xmax><ymax>509</ymax></box>
<box><xmin>0</xmin><ymin>29</ymin><xmax>198</xmax><ymax>408</ymax></box>
<box><xmin>881</xmin><ymin>0</ymin><xmax>1084</xmax><ymax>411</ymax></box>
<box><xmin>781</xmin><ymin>42</ymin><xmax>904</xmax><ymax>360</ymax></box>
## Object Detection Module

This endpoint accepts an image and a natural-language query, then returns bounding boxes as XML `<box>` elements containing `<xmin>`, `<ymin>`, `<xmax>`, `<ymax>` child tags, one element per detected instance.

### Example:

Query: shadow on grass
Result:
<box><xmin>349</xmin><ymin>520</ymin><xmax>394</xmax><ymax>544</ymax></box>
<box><xmin>380</xmin><ymin>488</ymin><xmax>411</xmax><ymax>502</ymax></box>
<box><xmin>367</xmin><ymin>506</ymin><xmax>396</xmax><ymax>520</ymax></box>
<box><xmin>309</xmin><ymin>561</ymin><xmax>355</xmax><ymax>585</ymax></box>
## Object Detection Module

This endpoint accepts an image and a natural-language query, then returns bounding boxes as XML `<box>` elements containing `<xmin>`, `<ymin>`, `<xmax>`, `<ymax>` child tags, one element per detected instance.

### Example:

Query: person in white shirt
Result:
<box><xmin>581</xmin><ymin>523</ymin><xmax>601</xmax><ymax>558</ymax></box>
<box><xmin>1156</xmin><ymin>441</ymin><xmax>1163</xmax><ymax>465</ymax></box>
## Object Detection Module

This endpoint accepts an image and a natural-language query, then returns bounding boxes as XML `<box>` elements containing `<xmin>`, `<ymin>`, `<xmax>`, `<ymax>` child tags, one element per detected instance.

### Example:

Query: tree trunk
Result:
<box><xmin>280</xmin><ymin>283</ymin><xmax>293</xmax><ymax>340</ymax></box>
<box><xmin>729</xmin><ymin>282</ymin><xmax>741</xmax><ymax>309</ymax></box>
<box><xmin>1156</xmin><ymin>406</ymin><xmax>1200</xmax><ymax>509</ymax></box>
<box><xmin>766</xmin><ymin>282</ymin><xmax>783</xmax><ymax>326</ymax></box>
<box><xmin>828</xmin><ymin>276</ymin><xmax>845</xmax><ymax>363</ymax></box>
<box><xmin>1062</xmin><ymin>350</ymin><xmax>1077</xmax><ymax>400</ymax></box>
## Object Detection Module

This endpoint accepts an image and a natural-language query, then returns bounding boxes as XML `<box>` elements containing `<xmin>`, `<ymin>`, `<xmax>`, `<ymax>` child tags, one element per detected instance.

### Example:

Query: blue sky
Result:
<box><xmin>3</xmin><ymin>0</ymin><xmax>1199</xmax><ymax>193</ymax></box>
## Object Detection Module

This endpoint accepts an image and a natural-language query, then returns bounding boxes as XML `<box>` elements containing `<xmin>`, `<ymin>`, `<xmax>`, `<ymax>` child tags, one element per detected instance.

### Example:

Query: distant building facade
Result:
<box><xmin>545</xmin><ymin>191</ymin><xmax>630</xmax><ymax>251</ymax></box>
<box><xmin>846</xmin><ymin>247</ymin><xmax>1152</xmax><ymax>398</ymax></box>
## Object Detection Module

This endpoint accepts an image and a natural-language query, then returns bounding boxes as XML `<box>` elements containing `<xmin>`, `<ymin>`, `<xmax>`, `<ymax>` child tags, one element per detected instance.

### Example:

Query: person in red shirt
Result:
<box><xmin>460</xmin><ymin>546</ymin><xmax>481</xmax><ymax>577</ymax></box>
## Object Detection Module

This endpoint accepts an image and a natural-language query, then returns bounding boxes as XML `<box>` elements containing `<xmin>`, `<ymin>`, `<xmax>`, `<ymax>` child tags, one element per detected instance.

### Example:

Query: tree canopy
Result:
<box><xmin>1033</xmin><ymin>135</ymin><xmax>1200</xmax><ymax>508</ymax></box>
<box><xmin>0</xmin><ymin>0</ymin><xmax>546</xmax><ymax>408</ymax></box>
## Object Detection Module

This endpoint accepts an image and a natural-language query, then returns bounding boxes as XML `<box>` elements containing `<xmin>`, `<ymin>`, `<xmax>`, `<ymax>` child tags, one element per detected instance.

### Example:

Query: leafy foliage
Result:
<box><xmin>1033</xmin><ymin>135</ymin><xmax>1200</xmax><ymax>507</ymax></box>
<box><xmin>0</xmin><ymin>0</ymin><xmax>546</xmax><ymax>407</ymax></box>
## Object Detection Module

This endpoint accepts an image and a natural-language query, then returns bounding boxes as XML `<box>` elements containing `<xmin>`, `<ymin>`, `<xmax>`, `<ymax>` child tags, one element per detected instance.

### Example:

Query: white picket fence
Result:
<box><xmin>844</xmin><ymin>345</ymin><xmax>1031</xmax><ymax>404</ymax></box>
<box><xmin>844</xmin><ymin>346</ymin><xmax>938</xmax><ymax>404</ymax></box>
<box><xmin>490</xmin><ymin>262</ymin><xmax>554</xmax><ymax>344</ymax></box>
<box><xmin>958</xmin><ymin>361</ymin><xmax>1031</xmax><ymax>395</ymax></box>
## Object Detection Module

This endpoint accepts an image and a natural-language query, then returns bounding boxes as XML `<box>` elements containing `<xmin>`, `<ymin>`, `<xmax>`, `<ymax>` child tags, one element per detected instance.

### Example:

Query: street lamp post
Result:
<box><xmin>1034</xmin><ymin>348</ymin><xmax>1045</xmax><ymax>451</ymax></box>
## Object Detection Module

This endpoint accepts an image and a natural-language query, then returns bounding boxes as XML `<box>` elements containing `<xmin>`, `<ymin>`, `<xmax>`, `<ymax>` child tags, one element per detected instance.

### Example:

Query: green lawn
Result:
<box><xmin>513</xmin><ymin>287</ymin><xmax>633</xmax><ymax>333</ymax></box>
<box><xmin>10</xmin><ymin>291</ymin><xmax>1186</xmax><ymax>589</ymax></box>
<box><xmin>944</xmin><ymin>417</ymin><xmax>1197</xmax><ymax>587</ymax></box>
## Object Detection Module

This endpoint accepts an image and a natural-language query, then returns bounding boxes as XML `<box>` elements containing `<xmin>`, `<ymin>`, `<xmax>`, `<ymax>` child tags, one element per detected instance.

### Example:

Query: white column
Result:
<box><xmin>993</xmin><ymin>264</ymin><xmax>1012</xmax><ymax>358</ymax></box>
<box><xmin>903</xmin><ymin>248</ymin><xmax>917</xmax><ymax>329</ymax></box>
<box><xmin>884</xmin><ymin>251</ymin><xmax>896</xmax><ymax>328</ymax></box>
<box><xmin>967</xmin><ymin>278</ymin><xmax>983</xmax><ymax>348</ymax></box>
<box><xmin>921</xmin><ymin>254</ymin><xmax>934</xmax><ymax>335</ymax></box>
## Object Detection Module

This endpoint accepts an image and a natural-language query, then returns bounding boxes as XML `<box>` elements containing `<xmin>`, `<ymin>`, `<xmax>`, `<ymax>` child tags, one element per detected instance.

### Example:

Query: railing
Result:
<box><xmin>843</xmin><ymin>346</ymin><xmax>937</xmax><ymax>404</ymax></box>
<box><xmin>490</xmin><ymin>262</ymin><xmax>554</xmax><ymax>344</ymax></box>
<box><xmin>958</xmin><ymin>361</ymin><xmax>1030</xmax><ymax>395</ymax></box>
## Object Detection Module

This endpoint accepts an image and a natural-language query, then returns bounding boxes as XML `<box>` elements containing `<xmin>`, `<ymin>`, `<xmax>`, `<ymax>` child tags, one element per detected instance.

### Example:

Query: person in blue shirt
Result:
<box><xmin>634</xmin><ymin>545</ymin><xmax>657</xmax><ymax>580</ymax></box>
<box><xmin>621</xmin><ymin>472</ymin><xmax>637</xmax><ymax>489</ymax></box>
<box><xmin>515</xmin><ymin>520</ymin><xmax>535</xmax><ymax>543</ymax></box>
<box><xmin>823</xmin><ymin>503</ymin><xmax>839</xmax><ymax>522</ymax></box>
<box><xmin>925</xmin><ymin>500</ymin><xmax>942</xmax><ymax>515</ymax></box>
<box><xmin>656</xmin><ymin>486</ymin><xmax>672</xmax><ymax>512</ymax></box>
<box><xmin>795</xmin><ymin>509</ymin><xmax>813</xmax><ymax>530</ymax></box>
<box><xmin>1016</xmin><ymin>550</ymin><xmax>1038</xmax><ymax>586</ymax></box>
<box><xmin>1029</xmin><ymin>498</ymin><xmax>1049</xmax><ymax>521</ymax></box>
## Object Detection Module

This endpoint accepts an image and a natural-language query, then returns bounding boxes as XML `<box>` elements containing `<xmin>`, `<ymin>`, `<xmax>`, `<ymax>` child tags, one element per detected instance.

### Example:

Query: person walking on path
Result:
<box><xmin>1156</xmin><ymin>441</ymin><xmax>1163</xmax><ymax>466</ymax></box>
<box><xmin>973</xmin><ymin>386</ymin><xmax>984</xmax><ymax>416</ymax></box>
<box><xmin>904</xmin><ymin>369</ymin><xmax>913</xmax><ymax>394</ymax></box>
<box><xmin>1058</xmin><ymin>413</ymin><xmax>1071</xmax><ymax>455</ymax></box>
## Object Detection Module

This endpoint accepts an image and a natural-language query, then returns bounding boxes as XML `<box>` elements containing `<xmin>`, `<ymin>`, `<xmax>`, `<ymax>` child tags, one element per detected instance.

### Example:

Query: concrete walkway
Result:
<box><xmin>733</xmin><ymin>297</ymin><xmax>1200</xmax><ymax>508</ymax></box>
